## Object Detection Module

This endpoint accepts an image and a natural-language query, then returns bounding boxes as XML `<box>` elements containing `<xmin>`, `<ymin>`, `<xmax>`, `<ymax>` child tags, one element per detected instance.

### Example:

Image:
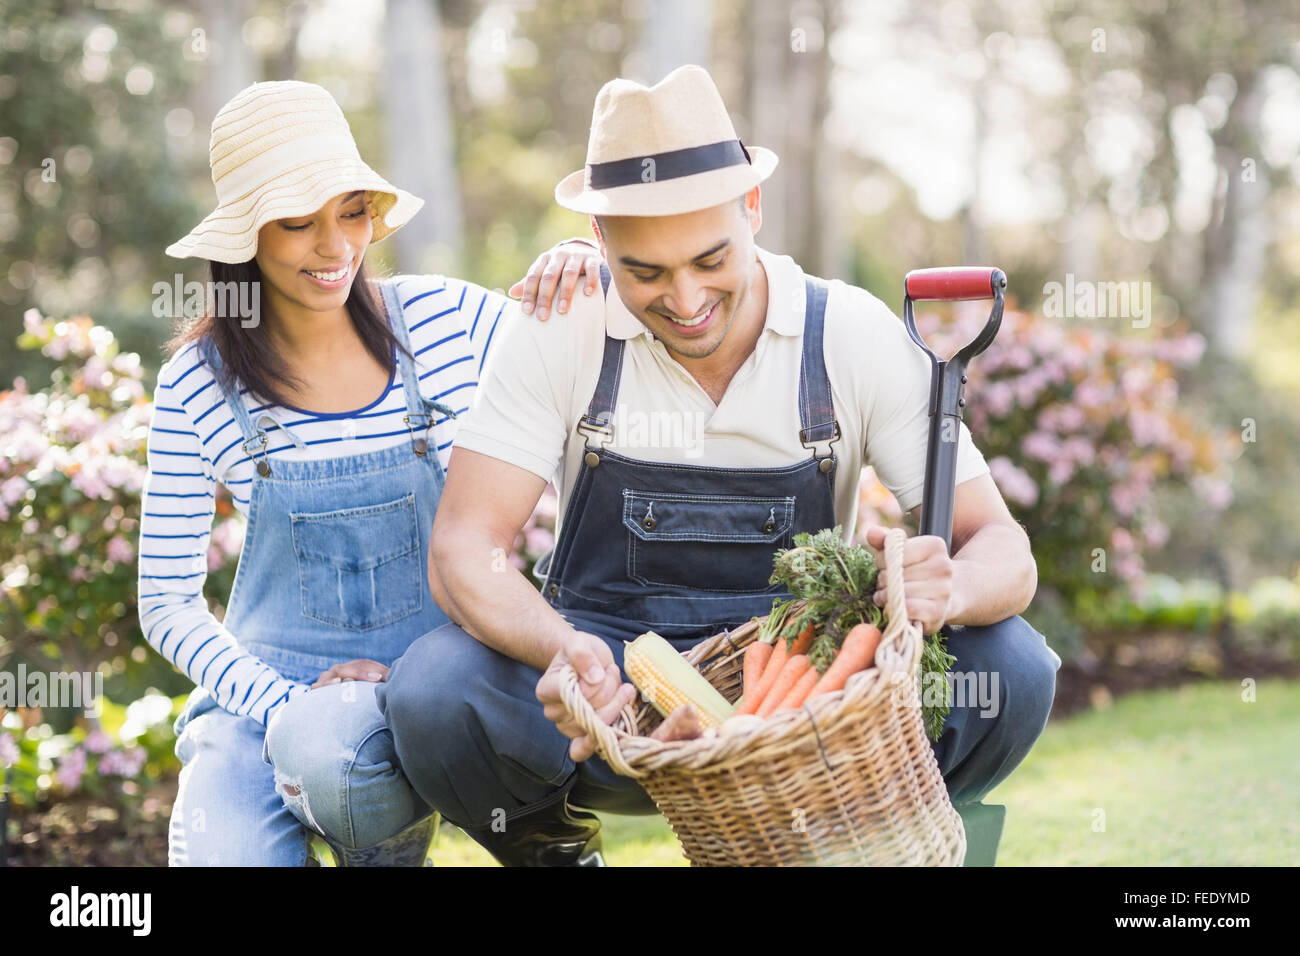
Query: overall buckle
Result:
<box><xmin>403</xmin><ymin>412</ymin><xmax>434</xmax><ymax>457</ymax></box>
<box><xmin>576</xmin><ymin>413</ymin><xmax>614</xmax><ymax>467</ymax></box>
<box><xmin>242</xmin><ymin>433</ymin><xmax>272</xmax><ymax>477</ymax></box>
<box><xmin>800</xmin><ymin>421</ymin><xmax>841</xmax><ymax>474</ymax></box>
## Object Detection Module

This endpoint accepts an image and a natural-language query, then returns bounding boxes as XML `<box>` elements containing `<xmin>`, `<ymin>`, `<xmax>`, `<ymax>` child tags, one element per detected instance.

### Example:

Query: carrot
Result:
<box><xmin>756</xmin><ymin>655</ymin><xmax>811</xmax><ymax>718</ymax></box>
<box><xmin>808</xmin><ymin>623</ymin><xmax>882</xmax><ymax>700</ymax></box>
<box><xmin>734</xmin><ymin>640</ymin><xmax>774</xmax><ymax>713</ymax></box>
<box><xmin>736</xmin><ymin>639</ymin><xmax>787</xmax><ymax>715</ymax></box>
<box><xmin>788</xmin><ymin>622</ymin><xmax>815</xmax><ymax>657</ymax></box>
<box><xmin>773</xmin><ymin>666</ymin><xmax>819</xmax><ymax>712</ymax></box>
<box><xmin>741</xmin><ymin>641</ymin><xmax>772</xmax><ymax>697</ymax></box>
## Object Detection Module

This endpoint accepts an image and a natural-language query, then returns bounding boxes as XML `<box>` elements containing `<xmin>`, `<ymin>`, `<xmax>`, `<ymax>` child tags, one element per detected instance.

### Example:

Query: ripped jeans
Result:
<box><xmin>168</xmin><ymin>680</ymin><xmax>431</xmax><ymax>866</ymax></box>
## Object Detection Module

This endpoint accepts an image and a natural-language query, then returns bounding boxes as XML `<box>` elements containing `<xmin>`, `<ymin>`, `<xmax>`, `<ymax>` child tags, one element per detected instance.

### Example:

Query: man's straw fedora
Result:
<box><xmin>166</xmin><ymin>80</ymin><xmax>422</xmax><ymax>263</ymax></box>
<box><xmin>556</xmin><ymin>64</ymin><xmax>778</xmax><ymax>217</ymax></box>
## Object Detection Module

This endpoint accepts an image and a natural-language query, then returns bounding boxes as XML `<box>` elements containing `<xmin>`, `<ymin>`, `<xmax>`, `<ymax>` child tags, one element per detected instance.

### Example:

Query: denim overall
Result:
<box><xmin>168</xmin><ymin>278</ymin><xmax>453</xmax><ymax>866</ymax></box>
<box><xmin>382</xmin><ymin>270</ymin><xmax>1061</xmax><ymax>841</ymax></box>
<box><xmin>536</xmin><ymin>275</ymin><xmax>840</xmax><ymax>637</ymax></box>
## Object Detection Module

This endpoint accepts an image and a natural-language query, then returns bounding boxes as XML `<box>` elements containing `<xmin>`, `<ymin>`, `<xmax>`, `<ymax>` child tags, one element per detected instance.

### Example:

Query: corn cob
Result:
<box><xmin>624</xmin><ymin>631</ymin><xmax>736</xmax><ymax>729</ymax></box>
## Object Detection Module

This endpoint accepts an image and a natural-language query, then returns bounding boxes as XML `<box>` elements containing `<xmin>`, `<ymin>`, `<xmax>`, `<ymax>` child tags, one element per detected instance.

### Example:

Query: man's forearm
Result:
<box><xmin>430</xmin><ymin>526</ymin><xmax>575</xmax><ymax>671</ymax></box>
<box><xmin>948</xmin><ymin>524</ymin><xmax>1037</xmax><ymax>627</ymax></box>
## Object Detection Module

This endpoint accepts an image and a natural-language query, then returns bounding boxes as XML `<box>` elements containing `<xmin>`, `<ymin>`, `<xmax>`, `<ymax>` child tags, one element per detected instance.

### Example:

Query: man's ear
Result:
<box><xmin>590</xmin><ymin>214</ymin><xmax>605</xmax><ymax>257</ymax></box>
<box><xmin>744</xmin><ymin>185</ymin><xmax>762</xmax><ymax>236</ymax></box>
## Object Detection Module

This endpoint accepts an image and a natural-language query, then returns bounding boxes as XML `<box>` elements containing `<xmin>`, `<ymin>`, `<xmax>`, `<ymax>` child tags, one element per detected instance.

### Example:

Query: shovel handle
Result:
<box><xmin>905</xmin><ymin>267</ymin><xmax>1006</xmax><ymax>302</ymax></box>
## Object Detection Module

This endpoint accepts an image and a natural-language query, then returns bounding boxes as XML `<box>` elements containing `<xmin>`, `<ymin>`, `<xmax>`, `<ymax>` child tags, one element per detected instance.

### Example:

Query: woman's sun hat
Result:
<box><xmin>555</xmin><ymin>64</ymin><xmax>778</xmax><ymax>217</ymax></box>
<box><xmin>166</xmin><ymin>80</ymin><xmax>423</xmax><ymax>263</ymax></box>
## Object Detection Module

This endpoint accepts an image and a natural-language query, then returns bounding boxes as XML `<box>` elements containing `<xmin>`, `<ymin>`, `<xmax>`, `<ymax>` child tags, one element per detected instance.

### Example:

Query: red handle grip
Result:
<box><xmin>905</xmin><ymin>267</ymin><xmax>1004</xmax><ymax>301</ymax></box>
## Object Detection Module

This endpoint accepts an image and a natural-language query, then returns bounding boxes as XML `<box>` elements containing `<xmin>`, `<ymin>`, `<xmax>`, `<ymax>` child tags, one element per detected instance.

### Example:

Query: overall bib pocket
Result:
<box><xmin>622</xmin><ymin>489</ymin><xmax>795</xmax><ymax>593</ymax></box>
<box><xmin>291</xmin><ymin>492</ymin><xmax>423</xmax><ymax>631</ymax></box>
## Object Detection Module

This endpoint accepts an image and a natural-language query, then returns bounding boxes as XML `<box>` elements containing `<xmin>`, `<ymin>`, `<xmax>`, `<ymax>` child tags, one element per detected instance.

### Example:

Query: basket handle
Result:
<box><xmin>556</xmin><ymin>665</ymin><xmax>644</xmax><ymax>778</ymax></box>
<box><xmin>878</xmin><ymin>527</ymin><xmax>925</xmax><ymax>680</ymax></box>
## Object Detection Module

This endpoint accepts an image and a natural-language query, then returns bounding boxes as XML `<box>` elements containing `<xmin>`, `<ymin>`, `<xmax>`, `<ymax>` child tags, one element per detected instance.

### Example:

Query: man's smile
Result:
<box><xmin>652</xmin><ymin>297</ymin><xmax>725</xmax><ymax>336</ymax></box>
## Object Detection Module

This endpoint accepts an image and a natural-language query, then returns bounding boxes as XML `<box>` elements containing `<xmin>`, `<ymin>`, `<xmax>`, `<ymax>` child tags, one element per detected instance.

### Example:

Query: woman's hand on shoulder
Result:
<box><xmin>509</xmin><ymin>239</ymin><xmax>603</xmax><ymax>321</ymax></box>
<box><xmin>310</xmin><ymin>659</ymin><xmax>389</xmax><ymax>689</ymax></box>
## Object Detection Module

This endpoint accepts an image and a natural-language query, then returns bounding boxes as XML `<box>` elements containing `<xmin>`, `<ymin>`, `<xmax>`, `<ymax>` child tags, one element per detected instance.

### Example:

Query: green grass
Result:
<box><xmin>351</xmin><ymin>678</ymin><xmax>1300</xmax><ymax>866</ymax></box>
<box><xmin>988</xmin><ymin>677</ymin><xmax>1300</xmax><ymax>866</ymax></box>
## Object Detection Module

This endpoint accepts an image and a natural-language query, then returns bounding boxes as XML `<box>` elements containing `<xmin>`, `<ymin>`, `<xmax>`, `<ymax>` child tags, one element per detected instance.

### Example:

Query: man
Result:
<box><xmin>378</xmin><ymin>65</ymin><xmax>1061</xmax><ymax>866</ymax></box>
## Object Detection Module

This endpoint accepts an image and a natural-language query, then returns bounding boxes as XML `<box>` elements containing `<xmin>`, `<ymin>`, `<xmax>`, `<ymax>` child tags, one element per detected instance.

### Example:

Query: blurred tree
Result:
<box><xmin>744</xmin><ymin>0</ymin><xmax>838</xmax><ymax>272</ymax></box>
<box><xmin>0</xmin><ymin>2</ymin><xmax>203</xmax><ymax>385</ymax></box>
<box><xmin>382</xmin><ymin>0</ymin><xmax>464</xmax><ymax>274</ymax></box>
<box><xmin>1041</xmin><ymin>0</ymin><xmax>1297</xmax><ymax>361</ymax></box>
<box><xmin>633</xmin><ymin>0</ymin><xmax>712</xmax><ymax>83</ymax></box>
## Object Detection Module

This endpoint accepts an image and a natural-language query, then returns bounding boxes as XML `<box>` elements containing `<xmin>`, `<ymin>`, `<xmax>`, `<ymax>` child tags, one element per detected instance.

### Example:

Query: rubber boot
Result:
<box><xmin>324</xmin><ymin>812</ymin><xmax>440</xmax><ymax>867</ymax></box>
<box><xmin>459</xmin><ymin>781</ymin><xmax>605</xmax><ymax>867</ymax></box>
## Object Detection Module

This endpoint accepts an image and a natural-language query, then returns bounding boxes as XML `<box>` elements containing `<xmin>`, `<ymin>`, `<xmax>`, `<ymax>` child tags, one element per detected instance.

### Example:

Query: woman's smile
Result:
<box><xmin>302</xmin><ymin>259</ymin><xmax>355</xmax><ymax>290</ymax></box>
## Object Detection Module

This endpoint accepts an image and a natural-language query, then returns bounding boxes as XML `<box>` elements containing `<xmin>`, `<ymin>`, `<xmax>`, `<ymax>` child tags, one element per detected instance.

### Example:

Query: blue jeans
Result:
<box><xmin>379</xmin><ymin>611</ymin><xmax>1062</xmax><ymax>829</ymax></box>
<box><xmin>168</xmin><ymin>680</ymin><xmax>430</xmax><ymax>865</ymax></box>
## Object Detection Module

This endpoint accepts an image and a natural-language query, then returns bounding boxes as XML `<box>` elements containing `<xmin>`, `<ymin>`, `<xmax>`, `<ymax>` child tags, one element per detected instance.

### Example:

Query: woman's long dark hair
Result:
<box><xmin>167</xmin><ymin>257</ymin><xmax>410</xmax><ymax>409</ymax></box>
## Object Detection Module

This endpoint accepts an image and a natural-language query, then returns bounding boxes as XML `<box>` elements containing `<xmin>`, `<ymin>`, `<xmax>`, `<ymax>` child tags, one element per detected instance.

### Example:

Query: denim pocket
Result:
<box><xmin>291</xmin><ymin>492</ymin><xmax>423</xmax><ymax>631</ymax></box>
<box><xmin>623</xmin><ymin>489</ymin><xmax>794</xmax><ymax>593</ymax></box>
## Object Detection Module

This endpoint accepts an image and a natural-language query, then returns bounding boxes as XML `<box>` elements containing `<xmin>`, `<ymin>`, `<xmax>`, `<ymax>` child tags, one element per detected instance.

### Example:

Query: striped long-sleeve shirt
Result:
<box><xmin>137</xmin><ymin>274</ymin><xmax>511</xmax><ymax>727</ymax></box>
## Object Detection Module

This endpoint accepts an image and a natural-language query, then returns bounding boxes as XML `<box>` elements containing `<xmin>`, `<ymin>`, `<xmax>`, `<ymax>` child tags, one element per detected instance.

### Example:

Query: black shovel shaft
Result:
<box><xmin>920</xmin><ymin>361</ymin><xmax>969</xmax><ymax>551</ymax></box>
<box><xmin>903</xmin><ymin>267</ymin><xmax>1007</xmax><ymax>555</ymax></box>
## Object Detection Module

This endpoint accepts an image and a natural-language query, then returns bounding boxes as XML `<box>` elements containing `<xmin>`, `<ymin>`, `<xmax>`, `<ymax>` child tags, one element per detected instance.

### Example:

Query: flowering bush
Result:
<box><xmin>913</xmin><ymin>302</ymin><xmax>1237</xmax><ymax>624</ymax></box>
<box><xmin>1</xmin><ymin>691</ymin><xmax>183</xmax><ymax>814</ymax></box>
<box><xmin>1</xmin><ymin>312</ymin><xmax>242</xmax><ymax>732</ymax></box>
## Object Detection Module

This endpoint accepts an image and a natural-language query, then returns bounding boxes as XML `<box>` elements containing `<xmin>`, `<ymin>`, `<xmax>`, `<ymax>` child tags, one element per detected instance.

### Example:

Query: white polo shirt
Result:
<box><xmin>454</xmin><ymin>246</ymin><xmax>989</xmax><ymax>542</ymax></box>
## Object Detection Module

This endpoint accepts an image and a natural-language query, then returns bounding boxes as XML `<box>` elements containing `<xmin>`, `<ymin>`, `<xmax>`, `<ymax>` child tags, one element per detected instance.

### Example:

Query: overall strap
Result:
<box><xmin>797</xmin><ymin>276</ymin><xmax>840</xmax><ymax>472</ymax></box>
<box><xmin>378</xmin><ymin>277</ymin><xmax>458</xmax><ymax>458</ymax></box>
<box><xmin>577</xmin><ymin>266</ymin><xmax>620</xmax><ymax>454</ymax></box>
<box><xmin>199</xmin><ymin>338</ymin><xmax>302</xmax><ymax>477</ymax></box>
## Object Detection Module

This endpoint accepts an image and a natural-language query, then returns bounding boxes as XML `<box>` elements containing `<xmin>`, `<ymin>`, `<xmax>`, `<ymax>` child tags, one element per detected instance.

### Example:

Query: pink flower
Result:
<box><xmin>1022</xmin><ymin>431</ymin><xmax>1058</xmax><ymax>461</ymax></box>
<box><xmin>1142</xmin><ymin>520</ymin><xmax>1169</xmax><ymax>549</ymax></box>
<box><xmin>98</xmin><ymin>746</ymin><xmax>146</xmax><ymax>777</ymax></box>
<box><xmin>1110</xmin><ymin>527</ymin><xmax>1135</xmax><ymax>552</ymax></box>
<box><xmin>1110</xmin><ymin>484</ymin><xmax>1140</xmax><ymax>518</ymax></box>
<box><xmin>70</xmin><ymin>463</ymin><xmax>110</xmax><ymax>500</ymax></box>
<box><xmin>0</xmin><ymin>731</ymin><xmax>19</xmax><ymax>768</ymax></box>
<box><xmin>523</xmin><ymin>525</ymin><xmax>554</xmax><ymax>557</ymax></box>
<box><xmin>81</xmin><ymin>356</ymin><xmax>110</xmax><ymax>389</ymax></box>
<box><xmin>1192</xmin><ymin>475</ymin><xmax>1233</xmax><ymax>511</ymax></box>
<box><xmin>1073</xmin><ymin>381</ymin><xmax>1112</xmax><ymax>408</ymax></box>
<box><xmin>532</xmin><ymin>485</ymin><xmax>559</xmax><ymax>523</ymax></box>
<box><xmin>1115</xmin><ymin>555</ymin><xmax>1145</xmax><ymax>585</ymax></box>
<box><xmin>983</xmin><ymin>381</ymin><xmax>1015</xmax><ymax>416</ymax></box>
<box><xmin>207</xmin><ymin>516</ymin><xmax>246</xmax><ymax>572</ymax></box>
<box><xmin>106</xmin><ymin>535</ymin><xmax>134</xmax><ymax>564</ymax></box>
<box><xmin>988</xmin><ymin>457</ymin><xmax>1039</xmax><ymax>507</ymax></box>
<box><xmin>1063</xmin><ymin>437</ymin><xmax>1095</xmax><ymax>467</ymax></box>
<box><xmin>1048</xmin><ymin>458</ymin><xmax>1075</xmax><ymax>485</ymax></box>
<box><xmin>0</xmin><ymin>476</ymin><xmax>25</xmax><ymax>506</ymax></box>
<box><xmin>84</xmin><ymin>729</ymin><xmax>113</xmax><ymax>754</ymax></box>
<box><xmin>56</xmin><ymin>746</ymin><xmax>87</xmax><ymax>791</ymax></box>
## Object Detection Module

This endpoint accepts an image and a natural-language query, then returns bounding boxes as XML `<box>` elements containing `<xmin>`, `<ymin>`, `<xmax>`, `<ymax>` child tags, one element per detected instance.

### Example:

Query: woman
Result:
<box><xmin>142</xmin><ymin>80</ymin><xmax>599</xmax><ymax>866</ymax></box>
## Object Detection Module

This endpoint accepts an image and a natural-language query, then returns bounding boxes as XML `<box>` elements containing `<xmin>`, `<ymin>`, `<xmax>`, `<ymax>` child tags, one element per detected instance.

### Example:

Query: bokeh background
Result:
<box><xmin>2</xmin><ymin>0</ymin><xmax>1298</xmax><ymax>865</ymax></box>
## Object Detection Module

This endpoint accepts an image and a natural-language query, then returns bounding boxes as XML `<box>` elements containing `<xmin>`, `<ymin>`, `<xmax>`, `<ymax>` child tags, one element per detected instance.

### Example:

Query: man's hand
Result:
<box><xmin>508</xmin><ymin>241</ymin><xmax>602</xmax><ymax>320</ymax></box>
<box><xmin>310</xmin><ymin>658</ymin><xmax>388</xmax><ymax>689</ymax></box>
<box><xmin>535</xmin><ymin>632</ymin><xmax>637</xmax><ymax>763</ymax></box>
<box><xmin>864</xmin><ymin>526</ymin><xmax>957</xmax><ymax>634</ymax></box>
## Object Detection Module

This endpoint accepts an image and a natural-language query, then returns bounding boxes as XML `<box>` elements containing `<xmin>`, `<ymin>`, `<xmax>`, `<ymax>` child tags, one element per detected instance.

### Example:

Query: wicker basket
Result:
<box><xmin>558</xmin><ymin>527</ymin><xmax>966</xmax><ymax>866</ymax></box>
